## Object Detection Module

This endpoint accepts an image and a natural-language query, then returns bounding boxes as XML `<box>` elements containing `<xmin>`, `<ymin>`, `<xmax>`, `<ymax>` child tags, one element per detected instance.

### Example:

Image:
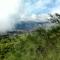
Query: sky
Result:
<box><xmin>0</xmin><ymin>0</ymin><xmax>60</xmax><ymax>20</ymax></box>
<box><xmin>18</xmin><ymin>0</ymin><xmax>60</xmax><ymax>20</ymax></box>
<box><xmin>0</xmin><ymin>0</ymin><xmax>60</xmax><ymax>33</ymax></box>
<box><xmin>22</xmin><ymin>0</ymin><xmax>60</xmax><ymax>14</ymax></box>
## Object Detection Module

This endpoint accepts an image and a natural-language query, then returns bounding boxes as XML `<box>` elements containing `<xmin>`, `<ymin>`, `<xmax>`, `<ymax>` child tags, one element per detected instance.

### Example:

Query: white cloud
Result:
<box><xmin>0</xmin><ymin>0</ymin><xmax>60</xmax><ymax>33</ymax></box>
<box><xmin>0</xmin><ymin>0</ymin><xmax>19</xmax><ymax>19</ymax></box>
<box><xmin>51</xmin><ymin>6</ymin><xmax>60</xmax><ymax>14</ymax></box>
<box><xmin>18</xmin><ymin>13</ymin><xmax>50</xmax><ymax>22</ymax></box>
<box><xmin>14</xmin><ymin>0</ymin><xmax>60</xmax><ymax>22</ymax></box>
<box><xmin>0</xmin><ymin>0</ymin><xmax>20</xmax><ymax>33</ymax></box>
<box><xmin>50</xmin><ymin>0</ymin><xmax>60</xmax><ymax>14</ymax></box>
<box><xmin>33</xmin><ymin>0</ymin><xmax>51</xmax><ymax>9</ymax></box>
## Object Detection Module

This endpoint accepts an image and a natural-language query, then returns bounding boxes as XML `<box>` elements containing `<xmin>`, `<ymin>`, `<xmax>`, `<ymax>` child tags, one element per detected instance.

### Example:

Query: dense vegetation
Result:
<box><xmin>0</xmin><ymin>13</ymin><xmax>60</xmax><ymax>60</ymax></box>
<box><xmin>0</xmin><ymin>26</ymin><xmax>60</xmax><ymax>60</ymax></box>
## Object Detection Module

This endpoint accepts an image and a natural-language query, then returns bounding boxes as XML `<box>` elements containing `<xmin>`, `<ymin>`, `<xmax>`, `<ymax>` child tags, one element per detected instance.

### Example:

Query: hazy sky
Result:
<box><xmin>0</xmin><ymin>0</ymin><xmax>60</xmax><ymax>19</ymax></box>
<box><xmin>23</xmin><ymin>0</ymin><xmax>60</xmax><ymax>15</ymax></box>
<box><xmin>0</xmin><ymin>0</ymin><xmax>60</xmax><ymax>33</ymax></box>
<box><xmin>17</xmin><ymin>0</ymin><xmax>60</xmax><ymax>20</ymax></box>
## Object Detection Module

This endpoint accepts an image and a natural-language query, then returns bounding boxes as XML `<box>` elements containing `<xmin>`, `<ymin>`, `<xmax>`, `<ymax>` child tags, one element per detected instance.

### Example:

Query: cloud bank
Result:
<box><xmin>0</xmin><ymin>0</ymin><xmax>60</xmax><ymax>34</ymax></box>
<box><xmin>0</xmin><ymin>0</ymin><xmax>20</xmax><ymax>34</ymax></box>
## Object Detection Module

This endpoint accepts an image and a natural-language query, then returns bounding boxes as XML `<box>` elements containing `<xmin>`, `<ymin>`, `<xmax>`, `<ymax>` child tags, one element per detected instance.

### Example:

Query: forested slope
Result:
<box><xmin>0</xmin><ymin>25</ymin><xmax>60</xmax><ymax>60</ymax></box>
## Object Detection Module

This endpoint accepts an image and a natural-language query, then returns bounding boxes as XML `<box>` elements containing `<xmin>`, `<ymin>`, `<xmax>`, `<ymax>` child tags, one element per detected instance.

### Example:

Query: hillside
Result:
<box><xmin>0</xmin><ymin>25</ymin><xmax>60</xmax><ymax>60</ymax></box>
<box><xmin>15</xmin><ymin>21</ymin><xmax>49</xmax><ymax>30</ymax></box>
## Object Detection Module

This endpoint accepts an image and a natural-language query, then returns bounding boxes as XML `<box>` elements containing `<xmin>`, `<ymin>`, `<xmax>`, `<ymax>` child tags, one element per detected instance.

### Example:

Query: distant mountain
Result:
<box><xmin>0</xmin><ymin>21</ymin><xmax>49</xmax><ymax>36</ymax></box>
<box><xmin>15</xmin><ymin>21</ymin><xmax>49</xmax><ymax>31</ymax></box>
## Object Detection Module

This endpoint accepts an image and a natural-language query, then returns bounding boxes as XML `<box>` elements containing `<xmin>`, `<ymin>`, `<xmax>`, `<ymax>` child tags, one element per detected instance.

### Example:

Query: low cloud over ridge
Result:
<box><xmin>0</xmin><ymin>0</ymin><xmax>60</xmax><ymax>34</ymax></box>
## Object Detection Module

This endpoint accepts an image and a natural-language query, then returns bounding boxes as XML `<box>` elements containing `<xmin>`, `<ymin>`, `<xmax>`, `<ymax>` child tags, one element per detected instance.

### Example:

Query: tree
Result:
<box><xmin>48</xmin><ymin>13</ymin><xmax>60</xmax><ymax>23</ymax></box>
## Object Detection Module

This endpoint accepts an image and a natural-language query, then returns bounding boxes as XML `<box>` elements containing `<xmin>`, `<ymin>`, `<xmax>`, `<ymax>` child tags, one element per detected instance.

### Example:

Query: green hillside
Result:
<box><xmin>0</xmin><ymin>25</ymin><xmax>60</xmax><ymax>60</ymax></box>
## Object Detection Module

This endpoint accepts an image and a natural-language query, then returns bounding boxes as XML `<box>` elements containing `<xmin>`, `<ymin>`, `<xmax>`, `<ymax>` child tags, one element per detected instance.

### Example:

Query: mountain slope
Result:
<box><xmin>0</xmin><ymin>25</ymin><xmax>60</xmax><ymax>60</ymax></box>
<box><xmin>15</xmin><ymin>21</ymin><xmax>49</xmax><ymax>30</ymax></box>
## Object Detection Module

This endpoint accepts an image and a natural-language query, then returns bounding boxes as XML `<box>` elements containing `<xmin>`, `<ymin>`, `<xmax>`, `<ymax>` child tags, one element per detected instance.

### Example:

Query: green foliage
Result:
<box><xmin>49</xmin><ymin>13</ymin><xmax>60</xmax><ymax>23</ymax></box>
<box><xmin>0</xmin><ymin>26</ymin><xmax>60</xmax><ymax>60</ymax></box>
